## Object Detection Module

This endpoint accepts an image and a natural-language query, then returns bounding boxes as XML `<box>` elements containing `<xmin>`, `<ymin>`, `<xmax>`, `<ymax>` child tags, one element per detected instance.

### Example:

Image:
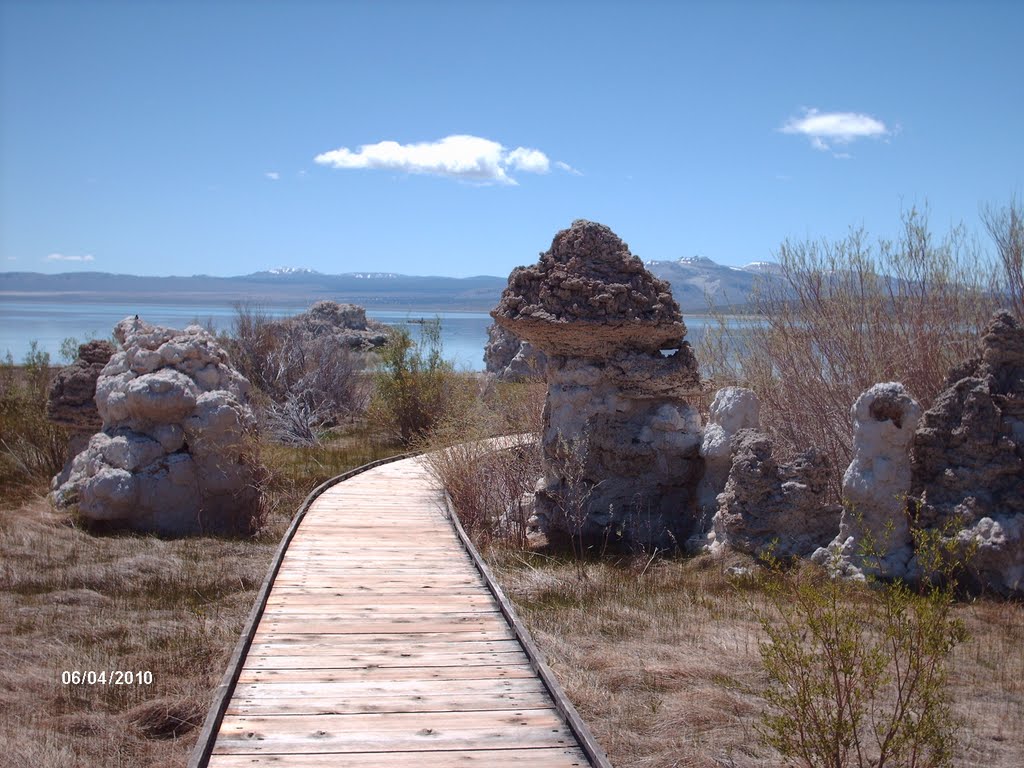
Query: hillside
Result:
<box><xmin>0</xmin><ymin>258</ymin><xmax>780</xmax><ymax>313</ymax></box>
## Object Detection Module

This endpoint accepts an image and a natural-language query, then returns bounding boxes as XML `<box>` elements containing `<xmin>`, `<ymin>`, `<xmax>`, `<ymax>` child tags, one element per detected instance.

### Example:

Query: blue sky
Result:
<box><xmin>1</xmin><ymin>0</ymin><xmax>1021</xmax><ymax>278</ymax></box>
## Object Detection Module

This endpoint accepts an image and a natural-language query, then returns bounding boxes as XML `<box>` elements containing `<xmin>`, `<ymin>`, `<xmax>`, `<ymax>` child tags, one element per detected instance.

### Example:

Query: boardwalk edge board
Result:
<box><xmin>443</xmin><ymin>482</ymin><xmax>615</xmax><ymax>768</ymax></box>
<box><xmin>187</xmin><ymin>452</ymin><xmax>413</xmax><ymax>768</ymax></box>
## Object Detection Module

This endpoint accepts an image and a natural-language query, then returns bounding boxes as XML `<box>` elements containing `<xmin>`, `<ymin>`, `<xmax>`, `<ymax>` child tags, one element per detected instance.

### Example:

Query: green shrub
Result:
<box><xmin>368</xmin><ymin>320</ymin><xmax>468</xmax><ymax>445</ymax></box>
<box><xmin>752</xmin><ymin>548</ymin><xmax>968</xmax><ymax>768</ymax></box>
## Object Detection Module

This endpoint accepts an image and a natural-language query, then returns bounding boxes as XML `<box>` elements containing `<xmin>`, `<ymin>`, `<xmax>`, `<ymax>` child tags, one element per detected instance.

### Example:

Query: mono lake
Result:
<box><xmin>0</xmin><ymin>298</ymin><xmax>727</xmax><ymax>371</ymax></box>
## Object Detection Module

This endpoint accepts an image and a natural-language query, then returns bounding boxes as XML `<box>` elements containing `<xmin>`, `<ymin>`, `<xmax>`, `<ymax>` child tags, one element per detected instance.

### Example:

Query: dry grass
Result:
<box><xmin>0</xmin><ymin>432</ymin><xmax>401</xmax><ymax>768</ymax></box>
<box><xmin>484</xmin><ymin>547</ymin><xmax>1024</xmax><ymax>768</ymax></box>
<box><xmin>0</xmin><ymin>496</ymin><xmax>275</xmax><ymax>766</ymax></box>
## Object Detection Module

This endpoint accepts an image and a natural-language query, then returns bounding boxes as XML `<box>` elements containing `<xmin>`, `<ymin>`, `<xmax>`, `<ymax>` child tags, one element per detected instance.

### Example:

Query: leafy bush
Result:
<box><xmin>0</xmin><ymin>344</ymin><xmax>67</xmax><ymax>498</ymax></box>
<box><xmin>753</xmin><ymin>540</ymin><xmax>968</xmax><ymax>768</ymax></box>
<box><xmin>701</xmin><ymin>206</ymin><xmax>1002</xmax><ymax>497</ymax></box>
<box><xmin>369</xmin><ymin>320</ymin><xmax>470</xmax><ymax>445</ymax></box>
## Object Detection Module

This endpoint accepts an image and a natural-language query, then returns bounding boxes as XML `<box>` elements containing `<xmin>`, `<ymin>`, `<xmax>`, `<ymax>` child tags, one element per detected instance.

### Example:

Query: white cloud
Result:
<box><xmin>555</xmin><ymin>160</ymin><xmax>582</xmax><ymax>176</ymax></box>
<box><xmin>6</xmin><ymin>256</ymin><xmax>16</xmax><ymax>261</ymax></box>
<box><xmin>506</xmin><ymin>146</ymin><xmax>549</xmax><ymax>173</ymax></box>
<box><xmin>46</xmin><ymin>253</ymin><xmax>95</xmax><ymax>262</ymax></box>
<box><xmin>782</xmin><ymin>108</ymin><xmax>889</xmax><ymax>153</ymax></box>
<box><xmin>265</xmin><ymin>171</ymin><xmax>280</xmax><ymax>180</ymax></box>
<box><xmin>314</xmin><ymin>134</ymin><xmax>552</xmax><ymax>185</ymax></box>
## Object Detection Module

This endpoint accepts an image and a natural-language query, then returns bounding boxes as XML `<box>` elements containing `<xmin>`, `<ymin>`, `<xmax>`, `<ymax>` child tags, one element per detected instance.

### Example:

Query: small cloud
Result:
<box><xmin>556</xmin><ymin>160</ymin><xmax>583</xmax><ymax>176</ymax></box>
<box><xmin>314</xmin><ymin>134</ymin><xmax>552</xmax><ymax>185</ymax></box>
<box><xmin>265</xmin><ymin>171</ymin><xmax>280</xmax><ymax>181</ymax></box>
<box><xmin>46</xmin><ymin>253</ymin><xmax>95</xmax><ymax>262</ymax></box>
<box><xmin>6</xmin><ymin>256</ymin><xmax>16</xmax><ymax>261</ymax></box>
<box><xmin>782</xmin><ymin>108</ymin><xmax>889</xmax><ymax>154</ymax></box>
<box><xmin>506</xmin><ymin>147</ymin><xmax>550</xmax><ymax>173</ymax></box>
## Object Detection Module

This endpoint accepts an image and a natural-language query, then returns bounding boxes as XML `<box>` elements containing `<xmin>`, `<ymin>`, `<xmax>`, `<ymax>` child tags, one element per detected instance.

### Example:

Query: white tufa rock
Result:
<box><xmin>51</xmin><ymin>316</ymin><xmax>262</xmax><ymax>535</ymax></box>
<box><xmin>692</xmin><ymin>387</ymin><xmax>760</xmax><ymax>552</ymax></box>
<box><xmin>812</xmin><ymin>382</ymin><xmax>922</xmax><ymax>579</ymax></box>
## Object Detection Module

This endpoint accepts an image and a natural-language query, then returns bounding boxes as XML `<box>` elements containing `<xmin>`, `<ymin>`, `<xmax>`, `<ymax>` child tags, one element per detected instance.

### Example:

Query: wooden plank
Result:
<box><xmin>236</xmin><ymin>663</ymin><xmax>537</xmax><ymax>684</ymax></box>
<box><xmin>232</xmin><ymin>677</ymin><xmax>546</xmax><ymax>700</ymax></box>
<box><xmin>225</xmin><ymin>690</ymin><xmax>555</xmax><ymax>716</ymax></box>
<box><xmin>265</xmin><ymin>593</ymin><xmax>495</xmax><ymax>605</ymax></box>
<box><xmin>250</xmin><ymin>628</ymin><xmax>517</xmax><ymax>644</ymax></box>
<box><xmin>207</xmin><ymin>748</ymin><xmax>589</xmax><ymax>767</ymax></box>
<box><xmin>246</xmin><ymin>639</ymin><xmax>523</xmax><ymax>656</ymax></box>
<box><xmin>212</xmin><ymin>709</ymin><xmax>575</xmax><ymax>754</ymax></box>
<box><xmin>242</xmin><ymin>649</ymin><xmax>528</xmax><ymax>670</ymax></box>
<box><xmin>257</xmin><ymin>618</ymin><xmax>508</xmax><ymax>635</ymax></box>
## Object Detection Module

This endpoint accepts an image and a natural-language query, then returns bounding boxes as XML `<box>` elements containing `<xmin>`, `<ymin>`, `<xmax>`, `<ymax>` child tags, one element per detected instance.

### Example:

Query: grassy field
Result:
<box><xmin>483</xmin><ymin>547</ymin><xmax>1024</xmax><ymax>768</ymax></box>
<box><xmin>0</xmin><ymin>434</ymin><xmax>400</xmax><ymax>767</ymax></box>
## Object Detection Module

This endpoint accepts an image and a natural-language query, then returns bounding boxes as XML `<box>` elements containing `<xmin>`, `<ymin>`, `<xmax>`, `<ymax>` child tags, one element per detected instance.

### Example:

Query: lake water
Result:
<box><xmin>0</xmin><ymin>299</ymin><xmax>723</xmax><ymax>371</ymax></box>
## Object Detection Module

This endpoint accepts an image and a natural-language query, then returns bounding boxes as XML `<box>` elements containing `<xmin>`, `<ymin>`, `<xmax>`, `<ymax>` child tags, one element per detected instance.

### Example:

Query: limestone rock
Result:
<box><xmin>493</xmin><ymin>220</ymin><xmax>687</xmax><ymax>358</ymax></box>
<box><xmin>813</xmin><ymin>383</ymin><xmax>922</xmax><ymax>580</ymax></box>
<box><xmin>697</xmin><ymin>387</ymin><xmax>760</xmax><ymax>520</ymax></box>
<box><xmin>47</xmin><ymin>339</ymin><xmax>116</xmax><ymax>435</ymax></box>
<box><xmin>51</xmin><ymin>317</ymin><xmax>262</xmax><ymax>536</ymax></box>
<box><xmin>46</xmin><ymin>339</ymin><xmax>117</xmax><ymax>488</ymax></box>
<box><xmin>712</xmin><ymin>429</ymin><xmax>840</xmax><ymax>558</ymax></box>
<box><xmin>483</xmin><ymin>323</ymin><xmax>547</xmax><ymax>381</ymax></box>
<box><xmin>910</xmin><ymin>311</ymin><xmax>1024</xmax><ymax>595</ymax></box>
<box><xmin>492</xmin><ymin>220</ymin><xmax>702</xmax><ymax>547</ymax></box>
<box><xmin>290</xmin><ymin>300</ymin><xmax>388</xmax><ymax>350</ymax></box>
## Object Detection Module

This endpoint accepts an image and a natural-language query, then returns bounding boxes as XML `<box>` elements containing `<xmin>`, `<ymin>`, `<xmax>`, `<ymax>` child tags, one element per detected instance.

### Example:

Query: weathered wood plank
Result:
<box><xmin>231</xmin><ymin>677</ymin><xmax>547</xmax><ymax>700</ymax></box>
<box><xmin>225</xmin><ymin>690</ymin><xmax>555</xmax><ymax>716</ymax></box>
<box><xmin>213</xmin><ymin>709</ymin><xmax>574</xmax><ymax>754</ymax></box>
<box><xmin>236</xmin><ymin>663</ymin><xmax>537</xmax><ymax>684</ymax></box>
<box><xmin>245</xmin><ymin>638</ymin><xmax>523</xmax><ymax>656</ymax></box>
<box><xmin>207</xmin><ymin>746</ymin><xmax>589</xmax><ymax>767</ymax></box>
<box><xmin>242</xmin><ymin>649</ymin><xmax>528</xmax><ymax>670</ymax></box>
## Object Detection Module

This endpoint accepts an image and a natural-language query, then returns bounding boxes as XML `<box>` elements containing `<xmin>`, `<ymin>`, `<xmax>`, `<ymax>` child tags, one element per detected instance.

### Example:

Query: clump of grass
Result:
<box><xmin>420</xmin><ymin>379</ymin><xmax>544</xmax><ymax>548</ymax></box>
<box><xmin>0</xmin><ymin>345</ymin><xmax>67</xmax><ymax>501</ymax></box>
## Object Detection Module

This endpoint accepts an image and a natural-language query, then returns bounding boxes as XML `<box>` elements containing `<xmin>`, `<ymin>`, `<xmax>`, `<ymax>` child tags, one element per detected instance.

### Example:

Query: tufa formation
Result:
<box><xmin>492</xmin><ymin>220</ymin><xmax>702</xmax><ymax>547</ymax></box>
<box><xmin>51</xmin><ymin>317</ymin><xmax>263</xmax><ymax>536</ymax></box>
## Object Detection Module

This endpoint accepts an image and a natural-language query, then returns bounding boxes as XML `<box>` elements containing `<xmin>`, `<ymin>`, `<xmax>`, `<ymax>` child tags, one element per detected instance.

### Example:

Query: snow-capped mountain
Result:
<box><xmin>644</xmin><ymin>256</ymin><xmax>782</xmax><ymax>311</ymax></box>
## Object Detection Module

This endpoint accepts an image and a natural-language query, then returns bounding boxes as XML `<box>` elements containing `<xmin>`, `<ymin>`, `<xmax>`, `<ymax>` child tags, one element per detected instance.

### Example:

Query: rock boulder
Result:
<box><xmin>910</xmin><ymin>311</ymin><xmax>1024</xmax><ymax>595</ymax></box>
<box><xmin>51</xmin><ymin>317</ymin><xmax>263</xmax><ymax>535</ymax></box>
<box><xmin>483</xmin><ymin>323</ymin><xmax>547</xmax><ymax>381</ymax></box>
<box><xmin>712</xmin><ymin>429</ymin><xmax>840</xmax><ymax>558</ymax></box>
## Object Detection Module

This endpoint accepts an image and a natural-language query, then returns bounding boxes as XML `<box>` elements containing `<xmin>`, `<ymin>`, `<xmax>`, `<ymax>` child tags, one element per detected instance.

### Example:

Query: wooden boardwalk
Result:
<box><xmin>194</xmin><ymin>454</ymin><xmax>606</xmax><ymax>767</ymax></box>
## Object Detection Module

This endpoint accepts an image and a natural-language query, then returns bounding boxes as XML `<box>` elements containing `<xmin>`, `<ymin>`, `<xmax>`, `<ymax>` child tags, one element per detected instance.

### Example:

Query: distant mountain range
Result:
<box><xmin>0</xmin><ymin>258</ymin><xmax>781</xmax><ymax>313</ymax></box>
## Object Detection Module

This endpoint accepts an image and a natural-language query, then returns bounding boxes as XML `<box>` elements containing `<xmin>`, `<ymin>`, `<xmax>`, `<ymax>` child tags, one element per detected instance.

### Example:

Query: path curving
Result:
<box><xmin>190</xmin><ymin>453</ymin><xmax>610</xmax><ymax>767</ymax></box>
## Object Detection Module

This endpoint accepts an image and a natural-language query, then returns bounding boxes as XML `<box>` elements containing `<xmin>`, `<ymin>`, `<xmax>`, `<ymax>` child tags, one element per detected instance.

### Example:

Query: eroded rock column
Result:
<box><xmin>813</xmin><ymin>382</ymin><xmax>922</xmax><ymax>579</ymax></box>
<box><xmin>492</xmin><ymin>220</ymin><xmax>702</xmax><ymax>547</ymax></box>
